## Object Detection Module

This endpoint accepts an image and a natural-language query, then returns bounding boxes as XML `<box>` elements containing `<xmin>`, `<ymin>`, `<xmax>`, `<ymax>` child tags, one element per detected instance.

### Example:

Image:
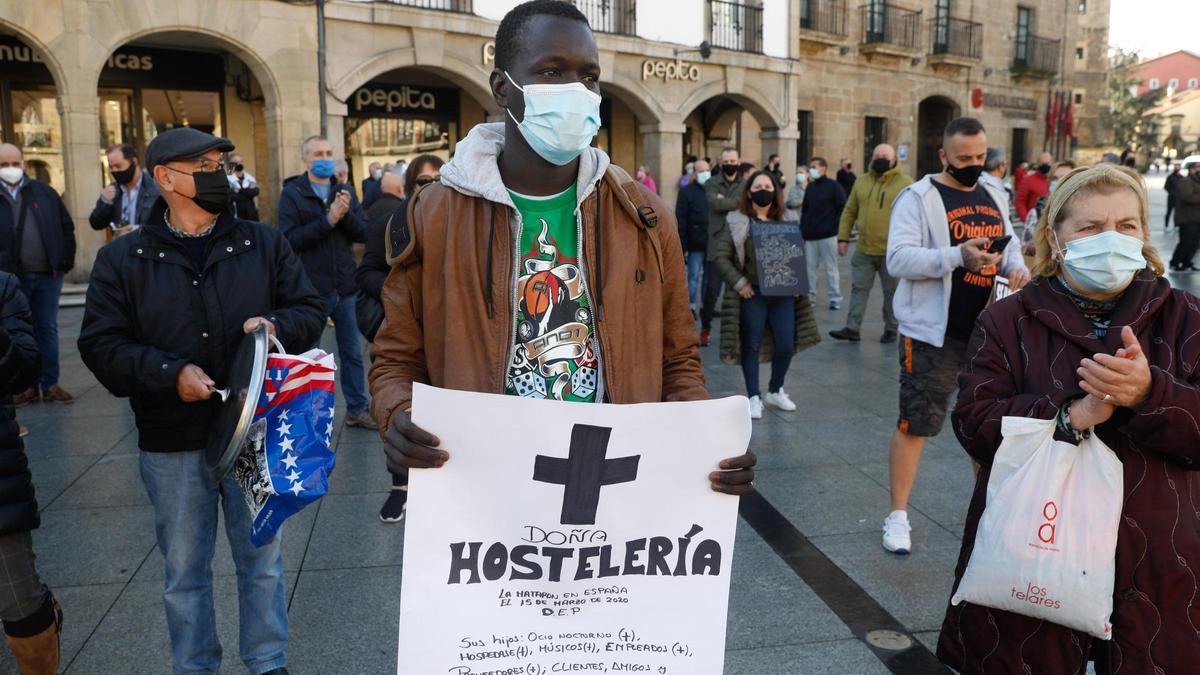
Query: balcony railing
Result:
<box><xmin>573</xmin><ymin>0</ymin><xmax>636</xmax><ymax>36</ymax></box>
<box><xmin>1013</xmin><ymin>34</ymin><xmax>1061</xmax><ymax>74</ymax></box>
<box><xmin>859</xmin><ymin>3</ymin><xmax>922</xmax><ymax>51</ymax></box>
<box><xmin>929</xmin><ymin>16</ymin><xmax>982</xmax><ymax>60</ymax></box>
<box><xmin>800</xmin><ymin>0</ymin><xmax>849</xmax><ymax>37</ymax></box>
<box><xmin>379</xmin><ymin>0</ymin><xmax>473</xmax><ymax>12</ymax></box>
<box><xmin>709</xmin><ymin>0</ymin><xmax>764</xmax><ymax>53</ymax></box>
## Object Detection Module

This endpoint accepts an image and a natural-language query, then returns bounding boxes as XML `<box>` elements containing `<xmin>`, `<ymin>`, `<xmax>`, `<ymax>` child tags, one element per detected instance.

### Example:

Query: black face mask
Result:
<box><xmin>1037</xmin><ymin>163</ymin><xmax>1052</xmax><ymax>174</ymax></box>
<box><xmin>750</xmin><ymin>189</ymin><xmax>776</xmax><ymax>208</ymax></box>
<box><xmin>946</xmin><ymin>162</ymin><xmax>984</xmax><ymax>188</ymax></box>
<box><xmin>870</xmin><ymin>158</ymin><xmax>892</xmax><ymax>175</ymax></box>
<box><xmin>234</xmin><ymin>163</ymin><xmax>244</xmax><ymax>173</ymax></box>
<box><xmin>112</xmin><ymin>163</ymin><xmax>138</xmax><ymax>186</ymax></box>
<box><xmin>721</xmin><ymin>164</ymin><xmax>739</xmax><ymax>179</ymax></box>
<box><xmin>187</xmin><ymin>168</ymin><xmax>232</xmax><ymax>215</ymax></box>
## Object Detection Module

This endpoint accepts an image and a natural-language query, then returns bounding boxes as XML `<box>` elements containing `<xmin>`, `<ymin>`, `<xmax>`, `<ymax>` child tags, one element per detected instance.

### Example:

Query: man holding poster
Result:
<box><xmin>368</xmin><ymin>0</ymin><xmax>756</xmax><ymax>511</ymax></box>
<box><xmin>369</xmin><ymin>1</ymin><xmax>756</xmax><ymax>670</ymax></box>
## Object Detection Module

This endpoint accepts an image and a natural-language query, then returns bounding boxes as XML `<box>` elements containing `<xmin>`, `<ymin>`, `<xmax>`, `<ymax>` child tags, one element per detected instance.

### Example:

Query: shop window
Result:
<box><xmin>796</xmin><ymin>110</ymin><xmax>813</xmax><ymax>166</ymax></box>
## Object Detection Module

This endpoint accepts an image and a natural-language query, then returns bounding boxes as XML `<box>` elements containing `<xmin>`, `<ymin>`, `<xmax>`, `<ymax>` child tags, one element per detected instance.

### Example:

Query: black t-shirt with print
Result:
<box><xmin>933</xmin><ymin>180</ymin><xmax>1006</xmax><ymax>342</ymax></box>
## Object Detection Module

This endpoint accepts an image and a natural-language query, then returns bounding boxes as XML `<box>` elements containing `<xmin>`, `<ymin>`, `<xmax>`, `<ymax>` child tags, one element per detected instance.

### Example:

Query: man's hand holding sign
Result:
<box><xmin>382</xmin><ymin>412</ymin><xmax>756</xmax><ymax>495</ymax></box>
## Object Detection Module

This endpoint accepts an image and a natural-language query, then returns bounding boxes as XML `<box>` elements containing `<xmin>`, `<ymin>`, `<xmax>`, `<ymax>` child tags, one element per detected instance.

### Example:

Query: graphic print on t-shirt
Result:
<box><xmin>934</xmin><ymin>180</ymin><xmax>1006</xmax><ymax>342</ymax></box>
<box><xmin>505</xmin><ymin>187</ymin><xmax>599</xmax><ymax>403</ymax></box>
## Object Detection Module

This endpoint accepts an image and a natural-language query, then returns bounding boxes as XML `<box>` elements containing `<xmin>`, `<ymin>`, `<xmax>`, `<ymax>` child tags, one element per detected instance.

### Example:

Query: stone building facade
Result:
<box><xmin>0</xmin><ymin>0</ymin><xmax>1108</xmax><ymax>279</ymax></box>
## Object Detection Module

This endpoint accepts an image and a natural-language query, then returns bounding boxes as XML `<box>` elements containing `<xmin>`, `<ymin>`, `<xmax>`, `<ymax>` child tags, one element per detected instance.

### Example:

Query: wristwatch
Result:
<box><xmin>1058</xmin><ymin>400</ymin><xmax>1091</xmax><ymax>443</ymax></box>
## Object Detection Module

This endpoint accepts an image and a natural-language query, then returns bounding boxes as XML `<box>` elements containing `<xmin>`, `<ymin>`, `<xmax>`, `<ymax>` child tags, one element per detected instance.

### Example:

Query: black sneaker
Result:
<box><xmin>880</xmin><ymin>330</ymin><xmax>898</xmax><ymax>344</ymax></box>
<box><xmin>829</xmin><ymin>328</ymin><xmax>861</xmax><ymax>342</ymax></box>
<box><xmin>380</xmin><ymin>489</ymin><xmax>408</xmax><ymax>523</ymax></box>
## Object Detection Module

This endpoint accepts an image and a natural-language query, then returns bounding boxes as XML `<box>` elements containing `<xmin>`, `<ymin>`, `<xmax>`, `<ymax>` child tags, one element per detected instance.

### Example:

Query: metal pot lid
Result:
<box><xmin>206</xmin><ymin>324</ymin><xmax>270</xmax><ymax>481</ymax></box>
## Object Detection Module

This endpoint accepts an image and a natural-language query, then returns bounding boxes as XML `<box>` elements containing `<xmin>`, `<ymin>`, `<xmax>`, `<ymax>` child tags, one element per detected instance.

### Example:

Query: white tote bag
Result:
<box><xmin>951</xmin><ymin>416</ymin><xmax>1123</xmax><ymax>639</ymax></box>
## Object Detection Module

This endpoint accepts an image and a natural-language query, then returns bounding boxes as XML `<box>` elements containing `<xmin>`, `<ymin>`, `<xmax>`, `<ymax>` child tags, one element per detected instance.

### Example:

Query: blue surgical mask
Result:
<box><xmin>696</xmin><ymin>170</ymin><xmax>711</xmax><ymax>185</ymax></box>
<box><xmin>809</xmin><ymin>168</ymin><xmax>821</xmax><ymax>180</ymax></box>
<box><xmin>310</xmin><ymin>159</ymin><xmax>336</xmax><ymax>179</ymax></box>
<box><xmin>1055</xmin><ymin>230</ymin><xmax>1146</xmax><ymax>294</ymax></box>
<box><xmin>505</xmin><ymin>71</ymin><xmax>602</xmax><ymax>166</ymax></box>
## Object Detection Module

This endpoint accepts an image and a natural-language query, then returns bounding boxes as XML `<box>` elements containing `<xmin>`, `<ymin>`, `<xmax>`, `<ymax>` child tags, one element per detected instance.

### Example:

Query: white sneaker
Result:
<box><xmin>763</xmin><ymin>389</ymin><xmax>797</xmax><ymax>412</ymax></box>
<box><xmin>882</xmin><ymin>510</ymin><xmax>912</xmax><ymax>555</ymax></box>
<box><xmin>748</xmin><ymin>396</ymin><xmax>764</xmax><ymax>420</ymax></box>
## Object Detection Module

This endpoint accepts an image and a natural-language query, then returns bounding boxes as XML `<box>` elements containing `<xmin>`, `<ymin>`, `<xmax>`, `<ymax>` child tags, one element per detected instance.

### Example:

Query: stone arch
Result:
<box><xmin>678</xmin><ymin>80</ymin><xmax>783</xmax><ymax>131</ymax></box>
<box><xmin>600</xmin><ymin>73</ymin><xmax>664</xmax><ymax>125</ymax></box>
<box><xmin>90</xmin><ymin>26</ymin><xmax>282</xmax><ymax>111</ymax></box>
<box><xmin>0</xmin><ymin>21</ymin><xmax>68</xmax><ymax>95</ymax></box>
<box><xmin>330</xmin><ymin>48</ymin><xmax>499</xmax><ymax>114</ymax></box>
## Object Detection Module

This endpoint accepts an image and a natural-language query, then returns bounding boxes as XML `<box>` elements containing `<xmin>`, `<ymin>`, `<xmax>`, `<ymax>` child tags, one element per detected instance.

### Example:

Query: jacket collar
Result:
<box><xmin>284</xmin><ymin>173</ymin><xmax>345</xmax><ymax>202</ymax></box>
<box><xmin>439</xmin><ymin>122</ymin><xmax>611</xmax><ymax>211</ymax></box>
<box><xmin>1019</xmin><ymin>269</ymin><xmax>1170</xmax><ymax>353</ymax></box>
<box><xmin>142</xmin><ymin>197</ymin><xmax>239</xmax><ymax>248</ymax></box>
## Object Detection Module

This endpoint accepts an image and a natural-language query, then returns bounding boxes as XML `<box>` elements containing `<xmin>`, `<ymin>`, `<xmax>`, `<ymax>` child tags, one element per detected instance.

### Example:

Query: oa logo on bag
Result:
<box><xmin>1038</xmin><ymin>501</ymin><xmax>1058</xmax><ymax>545</ymax></box>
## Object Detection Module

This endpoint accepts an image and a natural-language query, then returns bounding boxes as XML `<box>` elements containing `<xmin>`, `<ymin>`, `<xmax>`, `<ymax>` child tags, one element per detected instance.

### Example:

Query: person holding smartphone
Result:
<box><xmin>880</xmin><ymin>117</ymin><xmax>1030</xmax><ymax>555</ymax></box>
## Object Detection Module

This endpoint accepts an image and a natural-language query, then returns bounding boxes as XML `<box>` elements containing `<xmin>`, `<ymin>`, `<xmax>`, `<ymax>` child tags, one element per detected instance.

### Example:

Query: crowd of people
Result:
<box><xmin>0</xmin><ymin>1</ymin><xmax>1196</xmax><ymax>673</ymax></box>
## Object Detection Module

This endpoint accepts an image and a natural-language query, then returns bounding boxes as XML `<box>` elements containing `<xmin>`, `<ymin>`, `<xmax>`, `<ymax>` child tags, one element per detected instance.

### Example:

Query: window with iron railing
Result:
<box><xmin>930</xmin><ymin>17</ymin><xmax>981</xmax><ymax>59</ymax></box>
<box><xmin>379</xmin><ymin>0</ymin><xmax>473</xmax><ymax>12</ymax></box>
<box><xmin>1013</xmin><ymin>34</ymin><xmax>1061</xmax><ymax>73</ymax></box>
<box><xmin>860</xmin><ymin>2</ymin><xmax>922</xmax><ymax>50</ymax></box>
<box><xmin>572</xmin><ymin>0</ymin><xmax>636</xmax><ymax>36</ymax></box>
<box><xmin>709</xmin><ymin>0</ymin><xmax>764</xmax><ymax>53</ymax></box>
<box><xmin>800</xmin><ymin>0</ymin><xmax>849</xmax><ymax>37</ymax></box>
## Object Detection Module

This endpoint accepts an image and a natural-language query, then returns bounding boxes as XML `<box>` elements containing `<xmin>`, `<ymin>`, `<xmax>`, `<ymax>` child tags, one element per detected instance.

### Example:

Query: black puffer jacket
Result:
<box><xmin>278</xmin><ymin>174</ymin><xmax>368</xmax><ymax>298</ymax></box>
<box><xmin>0</xmin><ymin>272</ymin><xmax>42</xmax><ymax>535</ymax></box>
<box><xmin>78</xmin><ymin>198</ymin><xmax>325</xmax><ymax>453</ymax></box>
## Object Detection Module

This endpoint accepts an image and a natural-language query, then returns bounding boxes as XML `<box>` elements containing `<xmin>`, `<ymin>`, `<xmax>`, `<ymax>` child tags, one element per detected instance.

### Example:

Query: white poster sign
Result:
<box><xmin>398</xmin><ymin>384</ymin><xmax>751</xmax><ymax>675</ymax></box>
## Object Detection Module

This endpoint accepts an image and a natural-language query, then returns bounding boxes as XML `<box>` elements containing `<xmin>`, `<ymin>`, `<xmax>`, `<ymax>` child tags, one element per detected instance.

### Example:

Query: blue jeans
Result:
<box><xmin>140</xmin><ymin>450</ymin><xmax>287</xmax><ymax>675</ymax></box>
<box><xmin>318</xmin><ymin>293</ymin><xmax>368</xmax><ymax>415</ymax></box>
<box><xmin>17</xmin><ymin>272</ymin><xmax>62</xmax><ymax>389</ymax></box>
<box><xmin>685</xmin><ymin>251</ymin><xmax>705</xmax><ymax>309</ymax></box>
<box><xmin>739</xmin><ymin>292</ymin><xmax>795</xmax><ymax>398</ymax></box>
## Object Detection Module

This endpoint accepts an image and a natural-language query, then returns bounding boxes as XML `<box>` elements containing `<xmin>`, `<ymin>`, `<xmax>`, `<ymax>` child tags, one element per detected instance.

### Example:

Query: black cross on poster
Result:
<box><xmin>533</xmin><ymin>424</ymin><xmax>641</xmax><ymax>525</ymax></box>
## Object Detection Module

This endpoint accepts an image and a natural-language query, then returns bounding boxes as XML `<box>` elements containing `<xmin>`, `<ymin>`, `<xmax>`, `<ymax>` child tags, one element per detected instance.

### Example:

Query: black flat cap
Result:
<box><xmin>145</xmin><ymin>128</ymin><xmax>235</xmax><ymax>170</ymax></box>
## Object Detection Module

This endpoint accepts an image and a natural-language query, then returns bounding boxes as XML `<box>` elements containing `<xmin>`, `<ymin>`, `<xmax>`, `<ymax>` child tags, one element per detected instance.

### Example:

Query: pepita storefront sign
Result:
<box><xmin>349</xmin><ymin>84</ymin><xmax>460</xmax><ymax>120</ymax></box>
<box><xmin>641</xmin><ymin>59</ymin><xmax>701</xmax><ymax>82</ymax></box>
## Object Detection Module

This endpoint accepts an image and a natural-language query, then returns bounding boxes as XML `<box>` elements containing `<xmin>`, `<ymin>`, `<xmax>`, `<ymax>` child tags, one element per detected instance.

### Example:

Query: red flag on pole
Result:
<box><xmin>1064</xmin><ymin>95</ymin><xmax>1075</xmax><ymax>142</ymax></box>
<box><xmin>1046</xmin><ymin>90</ymin><xmax>1058</xmax><ymax>144</ymax></box>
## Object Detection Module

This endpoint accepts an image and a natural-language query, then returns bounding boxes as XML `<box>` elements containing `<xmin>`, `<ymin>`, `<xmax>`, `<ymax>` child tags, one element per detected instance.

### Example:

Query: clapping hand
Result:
<box><xmin>1077</xmin><ymin>326</ymin><xmax>1152</xmax><ymax>409</ymax></box>
<box><xmin>327</xmin><ymin>191</ymin><xmax>351</xmax><ymax>225</ymax></box>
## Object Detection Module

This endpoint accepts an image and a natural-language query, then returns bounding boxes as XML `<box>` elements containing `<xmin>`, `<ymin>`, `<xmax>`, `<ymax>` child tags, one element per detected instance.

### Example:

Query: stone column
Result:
<box><xmin>639</xmin><ymin>122</ymin><xmax>686</xmax><ymax>210</ymax></box>
<box><xmin>58</xmin><ymin>84</ymin><xmax>104</xmax><ymax>281</ymax></box>
<box><xmin>760</xmin><ymin>128</ymin><xmax>801</xmax><ymax>181</ymax></box>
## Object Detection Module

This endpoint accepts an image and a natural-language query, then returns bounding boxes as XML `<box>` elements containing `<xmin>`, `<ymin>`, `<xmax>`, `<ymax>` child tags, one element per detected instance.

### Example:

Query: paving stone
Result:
<box><xmin>723</xmin><ymin>638</ymin><xmax>890</xmax><ymax>674</ymax></box>
<box><xmin>287</xmin><ymin>565</ymin><xmax>402</xmax><ymax>673</ymax></box>
<box><xmin>301</xmin><ymin>493</ymin><xmax>404</xmax><ymax>570</ymax></box>
<box><xmin>33</xmin><ymin>506</ymin><xmax>156</xmax><ymax>587</ymax></box>
<box><xmin>326</xmin><ymin>441</ymin><xmax>397</xmax><ymax>495</ymax></box>
<box><xmin>808</xmin><ymin>530</ymin><xmax>964</xmax><ymax>634</ymax></box>
<box><xmin>47</xmin><ymin>449</ymin><xmax>151</xmax><ymax>510</ymax></box>
<box><xmin>0</xmin><ymin>582</ymin><xmax>125</xmax><ymax>674</ymax></box>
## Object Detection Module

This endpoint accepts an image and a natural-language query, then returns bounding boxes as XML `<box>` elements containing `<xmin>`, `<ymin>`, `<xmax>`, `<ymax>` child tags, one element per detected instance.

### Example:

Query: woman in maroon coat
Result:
<box><xmin>938</xmin><ymin>164</ymin><xmax>1200</xmax><ymax>674</ymax></box>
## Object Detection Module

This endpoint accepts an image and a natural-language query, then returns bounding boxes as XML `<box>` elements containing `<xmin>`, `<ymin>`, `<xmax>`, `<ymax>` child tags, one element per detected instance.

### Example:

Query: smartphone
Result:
<box><xmin>987</xmin><ymin>235</ymin><xmax>1012</xmax><ymax>254</ymax></box>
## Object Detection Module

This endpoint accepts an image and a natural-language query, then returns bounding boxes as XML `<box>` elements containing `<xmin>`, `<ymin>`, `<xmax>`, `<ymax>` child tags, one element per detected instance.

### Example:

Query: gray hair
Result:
<box><xmin>300</xmin><ymin>135</ymin><xmax>328</xmax><ymax>157</ymax></box>
<box><xmin>985</xmin><ymin>147</ymin><xmax>1006</xmax><ymax>172</ymax></box>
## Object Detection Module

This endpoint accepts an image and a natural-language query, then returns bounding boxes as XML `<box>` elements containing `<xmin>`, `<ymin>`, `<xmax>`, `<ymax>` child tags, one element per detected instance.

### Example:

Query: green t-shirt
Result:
<box><xmin>504</xmin><ymin>185</ymin><xmax>599</xmax><ymax>403</ymax></box>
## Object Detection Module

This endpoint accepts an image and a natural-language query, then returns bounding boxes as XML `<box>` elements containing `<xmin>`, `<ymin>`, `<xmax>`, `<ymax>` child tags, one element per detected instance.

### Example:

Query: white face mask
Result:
<box><xmin>1054</xmin><ymin>230</ymin><xmax>1146</xmax><ymax>294</ymax></box>
<box><xmin>505</xmin><ymin>71</ymin><xmax>602</xmax><ymax>166</ymax></box>
<box><xmin>0</xmin><ymin>167</ymin><xmax>24</xmax><ymax>185</ymax></box>
<box><xmin>696</xmin><ymin>170</ymin><xmax>711</xmax><ymax>185</ymax></box>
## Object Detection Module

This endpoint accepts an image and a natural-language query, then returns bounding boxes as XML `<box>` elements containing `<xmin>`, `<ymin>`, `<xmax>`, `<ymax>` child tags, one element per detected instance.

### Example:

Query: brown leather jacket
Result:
<box><xmin>369</xmin><ymin>123</ymin><xmax>707</xmax><ymax>430</ymax></box>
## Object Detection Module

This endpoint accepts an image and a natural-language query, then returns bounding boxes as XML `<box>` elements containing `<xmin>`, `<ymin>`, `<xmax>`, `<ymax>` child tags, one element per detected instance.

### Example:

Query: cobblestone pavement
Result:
<box><xmin>1</xmin><ymin>174</ymin><xmax>1186</xmax><ymax>674</ymax></box>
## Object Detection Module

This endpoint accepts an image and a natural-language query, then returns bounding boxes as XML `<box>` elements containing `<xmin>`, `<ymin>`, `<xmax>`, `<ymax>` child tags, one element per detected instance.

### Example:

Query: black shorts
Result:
<box><xmin>897</xmin><ymin>335</ymin><xmax>968</xmax><ymax>437</ymax></box>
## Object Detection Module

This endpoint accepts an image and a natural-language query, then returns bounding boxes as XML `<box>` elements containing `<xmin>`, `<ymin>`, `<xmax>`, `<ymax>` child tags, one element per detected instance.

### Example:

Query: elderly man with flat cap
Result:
<box><xmin>78</xmin><ymin>128</ymin><xmax>324</xmax><ymax>675</ymax></box>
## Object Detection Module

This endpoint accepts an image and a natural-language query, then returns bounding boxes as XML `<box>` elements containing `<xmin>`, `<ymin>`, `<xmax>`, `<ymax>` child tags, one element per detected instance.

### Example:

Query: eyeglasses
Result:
<box><xmin>166</xmin><ymin>158</ymin><xmax>226</xmax><ymax>176</ymax></box>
